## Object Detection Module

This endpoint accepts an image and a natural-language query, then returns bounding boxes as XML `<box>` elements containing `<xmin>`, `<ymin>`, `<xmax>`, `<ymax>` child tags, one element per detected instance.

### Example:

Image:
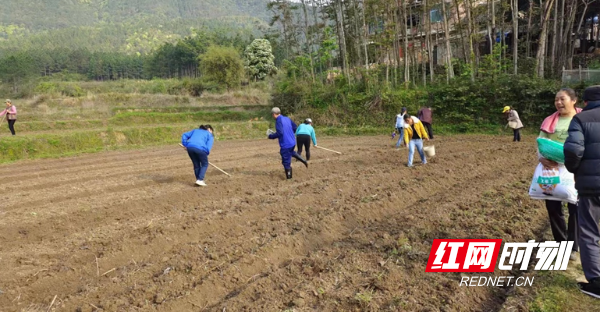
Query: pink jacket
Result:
<box><xmin>0</xmin><ymin>105</ymin><xmax>16</xmax><ymax>117</ymax></box>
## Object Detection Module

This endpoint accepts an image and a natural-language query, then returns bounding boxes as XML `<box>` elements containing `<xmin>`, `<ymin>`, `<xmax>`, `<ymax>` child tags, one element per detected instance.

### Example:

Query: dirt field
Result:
<box><xmin>0</xmin><ymin>135</ymin><xmax>552</xmax><ymax>312</ymax></box>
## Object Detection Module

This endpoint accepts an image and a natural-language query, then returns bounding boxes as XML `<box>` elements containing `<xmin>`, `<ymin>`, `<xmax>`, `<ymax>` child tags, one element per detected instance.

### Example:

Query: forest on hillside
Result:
<box><xmin>0</xmin><ymin>0</ymin><xmax>271</xmax><ymax>31</ymax></box>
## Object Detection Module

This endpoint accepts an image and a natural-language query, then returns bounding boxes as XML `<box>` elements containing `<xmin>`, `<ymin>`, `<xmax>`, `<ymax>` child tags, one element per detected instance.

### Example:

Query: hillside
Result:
<box><xmin>0</xmin><ymin>0</ymin><xmax>271</xmax><ymax>32</ymax></box>
<box><xmin>0</xmin><ymin>0</ymin><xmax>271</xmax><ymax>54</ymax></box>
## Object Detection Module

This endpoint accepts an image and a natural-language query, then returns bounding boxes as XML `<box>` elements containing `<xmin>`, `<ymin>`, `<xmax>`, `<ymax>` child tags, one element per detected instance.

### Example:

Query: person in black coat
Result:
<box><xmin>564</xmin><ymin>85</ymin><xmax>600</xmax><ymax>299</ymax></box>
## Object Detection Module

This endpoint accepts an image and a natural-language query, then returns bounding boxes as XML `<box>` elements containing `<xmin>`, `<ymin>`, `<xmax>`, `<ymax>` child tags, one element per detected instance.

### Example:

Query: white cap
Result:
<box><xmin>305</xmin><ymin>118</ymin><xmax>312</xmax><ymax>124</ymax></box>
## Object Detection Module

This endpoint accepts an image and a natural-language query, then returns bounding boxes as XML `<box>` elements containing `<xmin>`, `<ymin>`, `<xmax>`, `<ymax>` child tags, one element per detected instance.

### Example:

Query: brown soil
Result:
<box><xmin>0</xmin><ymin>135</ymin><xmax>550</xmax><ymax>312</ymax></box>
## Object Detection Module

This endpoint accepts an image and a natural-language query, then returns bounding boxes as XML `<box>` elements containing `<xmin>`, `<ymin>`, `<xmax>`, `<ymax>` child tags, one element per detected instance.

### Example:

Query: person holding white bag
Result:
<box><xmin>537</xmin><ymin>88</ymin><xmax>581</xmax><ymax>260</ymax></box>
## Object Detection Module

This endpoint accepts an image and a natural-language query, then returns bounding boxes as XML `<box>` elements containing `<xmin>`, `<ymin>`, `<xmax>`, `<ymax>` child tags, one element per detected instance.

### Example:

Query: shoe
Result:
<box><xmin>285</xmin><ymin>168</ymin><xmax>292</xmax><ymax>179</ymax></box>
<box><xmin>579</xmin><ymin>279</ymin><xmax>600</xmax><ymax>299</ymax></box>
<box><xmin>570</xmin><ymin>251</ymin><xmax>578</xmax><ymax>261</ymax></box>
<box><xmin>195</xmin><ymin>180</ymin><xmax>207</xmax><ymax>186</ymax></box>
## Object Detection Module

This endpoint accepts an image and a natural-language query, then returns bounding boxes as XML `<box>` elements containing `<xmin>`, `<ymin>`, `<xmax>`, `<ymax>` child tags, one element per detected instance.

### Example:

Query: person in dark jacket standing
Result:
<box><xmin>182</xmin><ymin>125</ymin><xmax>214</xmax><ymax>186</ymax></box>
<box><xmin>268</xmin><ymin>107</ymin><xmax>308</xmax><ymax>179</ymax></box>
<box><xmin>564</xmin><ymin>85</ymin><xmax>600</xmax><ymax>299</ymax></box>
<box><xmin>417</xmin><ymin>106</ymin><xmax>434</xmax><ymax>139</ymax></box>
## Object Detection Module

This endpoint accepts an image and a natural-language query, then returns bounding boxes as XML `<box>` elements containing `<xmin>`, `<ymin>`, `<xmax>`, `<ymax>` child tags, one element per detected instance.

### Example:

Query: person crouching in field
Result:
<box><xmin>181</xmin><ymin>125</ymin><xmax>214</xmax><ymax>187</ymax></box>
<box><xmin>403</xmin><ymin>114</ymin><xmax>429</xmax><ymax>167</ymax></box>
<box><xmin>0</xmin><ymin>99</ymin><xmax>17</xmax><ymax>135</ymax></box>
<box><xmin>503</xmin><ymin>106</ymin><xmax>524</xmax><ymax>142</ymax></box>
<box><xmin>268</xmin><ymin>107</ymin><xmax>308</xmax><ymax>179</ymax></box>
<box><xmin>295</xmin><ymin>118</ymin><xmax>317</xmax><ymax>161</ymax></box>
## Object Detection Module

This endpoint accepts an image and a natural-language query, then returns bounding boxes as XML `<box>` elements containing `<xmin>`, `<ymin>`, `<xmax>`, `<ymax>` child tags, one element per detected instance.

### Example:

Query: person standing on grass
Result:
<box><xmin>503</xmin><ymin>106</ymin><xmax>524</xmax><ymax>142</ymax></box>
<box><xmin>395</xmin><ymin>107</ymin><xmax>407</xmax><ymax>148</ymax></box>
<box><xmin>0</xmin><ymin>99</ymin><xmax>17</xmax><ymax>135</ymax></box>
<box><xmin>564</xmin><ymin>85</ymin><xmax>600</xmax><ymax>299</ymax></box>
<box><xmin>296</xmin><ymin>118</ymin><xmax>317</xmax><ymax>161</ymax></box>
<box><xmin>403</xmin><ymin>114</ymin><xmax>429</xmax><ymax>167</ymax></box>
<box><xmin>417</xmin><ymin>106</ymin><xmax>433</xmax><ymax>140</ymax></box>
<box><xmin>539</xmin><ymin>88</ymin><xmax>582</xmax><ymax>261</ymax></box>
<box><xmin>181</xmin><ymin>125</ymin><xmax>214</xmax><ymax>187</ymax></box>
<box><xmin>268</xmin><ymin>107</ymin><xmax>307</xmax><ymax>180</ymax></box>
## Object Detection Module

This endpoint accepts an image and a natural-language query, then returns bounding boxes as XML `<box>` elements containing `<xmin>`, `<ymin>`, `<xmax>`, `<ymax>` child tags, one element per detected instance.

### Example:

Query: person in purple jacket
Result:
<box><xmin>417</xmin><ymin>106</ymin><xmax>434</xmax><ymax>139</ymax></box>
<box><xmin>268</xmin><ymin>107</ymin><xmax>308</xmax><ymax>179</ymax></box>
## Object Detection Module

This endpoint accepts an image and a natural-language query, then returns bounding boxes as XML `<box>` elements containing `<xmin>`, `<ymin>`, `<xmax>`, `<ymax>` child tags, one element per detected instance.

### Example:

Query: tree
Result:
<box><xmin>244</xmin><ymin>39</ymin><xmax>278</xmax><ymax>81</ymax></box>
<box><xmin>199</xmin><ymin>45</ymin><xmax>244</xmax><ymax>90</ymax></box>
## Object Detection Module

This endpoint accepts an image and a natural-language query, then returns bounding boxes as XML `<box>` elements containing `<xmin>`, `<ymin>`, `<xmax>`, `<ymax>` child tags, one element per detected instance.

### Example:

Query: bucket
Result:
<box><xmin>423</xmin><ymin>145</ymin><xmax>435</xmax><ymax>157</ymax></box>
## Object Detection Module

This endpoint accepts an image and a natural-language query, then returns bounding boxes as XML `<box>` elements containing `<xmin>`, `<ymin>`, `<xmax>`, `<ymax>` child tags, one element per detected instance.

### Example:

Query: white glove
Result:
<box><xmin>266</xmin><ymin>129</ymin><xmax>275</xmax><ymax>136</ymax></box>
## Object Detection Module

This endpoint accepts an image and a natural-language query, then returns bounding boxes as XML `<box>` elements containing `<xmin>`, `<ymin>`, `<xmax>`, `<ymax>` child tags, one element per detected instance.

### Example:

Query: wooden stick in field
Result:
<box><xmin>179</xmin><ymin>143</ymin><xmax>231</xmax><ymax>177</ymax></box>
<box><xmin>315</xmin><ymin>145</ymin><xmax>342</xmax><ymax>155</ymax></box>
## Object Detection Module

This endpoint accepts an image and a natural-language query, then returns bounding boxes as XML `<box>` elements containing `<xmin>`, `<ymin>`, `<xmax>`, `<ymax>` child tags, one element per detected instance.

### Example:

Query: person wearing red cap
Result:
<box><xmin>564</xmin><ymin>85</ymin><xmax>600</xmax><ymax>299</ymax></box>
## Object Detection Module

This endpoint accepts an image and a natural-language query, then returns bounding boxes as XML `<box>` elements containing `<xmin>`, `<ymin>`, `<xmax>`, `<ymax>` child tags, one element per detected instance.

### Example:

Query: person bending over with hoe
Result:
<box><xmin>403</xmin><ymin>114</ymin><xmax>429</xmax><ymax>167</ymax></box>
<box><xmin>181</xmin><ymin>125</ymin><xmax>214</xmax><ymax>187</ymax></box>
<box><xmin>0</xmin><ymin>99</ymin><xmax>17</xmax><ymax>135</ymax></box>
<box><xmin>268</xmin><ymin>107</ymin><xmax>308</xmax><ymax>179</ymax></box>
<box><xmin>295</xmin><ymin>118</ymin><xmax>317</xmax><ymax>161</ymax></box>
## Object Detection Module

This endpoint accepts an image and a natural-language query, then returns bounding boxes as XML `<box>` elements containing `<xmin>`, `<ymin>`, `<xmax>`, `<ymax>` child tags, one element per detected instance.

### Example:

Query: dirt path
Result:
<box><xmin>0</xmin><ymin>135</ymin><xmax>549</xmax><ymax>312</ymax></box>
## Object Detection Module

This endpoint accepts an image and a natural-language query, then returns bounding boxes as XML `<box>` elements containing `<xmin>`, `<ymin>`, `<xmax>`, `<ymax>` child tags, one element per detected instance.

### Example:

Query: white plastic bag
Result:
<box><xmin>529</xmin><ymin>163</ymin><xmax>578</xmax><ymax>204</ymax></box>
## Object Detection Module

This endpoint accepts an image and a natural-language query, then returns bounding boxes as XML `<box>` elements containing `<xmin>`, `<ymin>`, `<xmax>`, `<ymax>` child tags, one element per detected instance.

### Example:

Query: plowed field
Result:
<box><xmin>0</xmin><ymin>135</ymin><xmax>550</xmax><ymax>312</ymax></box>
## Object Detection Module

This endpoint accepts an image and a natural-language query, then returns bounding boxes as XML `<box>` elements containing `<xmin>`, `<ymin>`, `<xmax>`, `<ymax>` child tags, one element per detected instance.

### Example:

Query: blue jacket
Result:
<box><xmin>269</xmin><ymin>115</ymin><xmax>297</xmax><ymax>149</ymax></box>
<box><xmin>295</xmin><ymin>123</ymin><xmax>317</xmax><ymax>145</ymax></box>
<box><xmin>182</xmin><ymin>129</ymin><xmax>214</xmax><ymax>154</ymax></box>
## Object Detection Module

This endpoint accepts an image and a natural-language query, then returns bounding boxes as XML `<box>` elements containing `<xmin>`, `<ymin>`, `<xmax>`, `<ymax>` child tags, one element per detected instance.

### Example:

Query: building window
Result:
<box><xmin>430</xmin><ymin>9</ymin><xmax>443</xmax><ymax>23</ymax></box>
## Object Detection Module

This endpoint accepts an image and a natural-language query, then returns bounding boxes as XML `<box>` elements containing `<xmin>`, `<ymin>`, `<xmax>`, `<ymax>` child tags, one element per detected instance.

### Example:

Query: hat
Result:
<box><xmin>271</xmin><ymin>107</ymin><xmax>281</xmax><ymax>114</ymax></box>
<box><xmin>502</xmin><ymin>106</ymin><xmax>510</xmax><ymax>113</ymax></box>
<box><xmin>305</xmin><ymin>118</ymin><xmax>312</xmax><ymax>124</ymax></box>
<box><xmin>401</xmin><ymin>107</ymin><xmax>407</xmax><ymax>112</ymax></box>
<box><xmin>5</xmin><ymin>99</ymin><xmax>11</xmax><ymax>104</ymax></box>
<box><xmin>583</xmin><ymin>86</ymin><xmax>600</xmax><ymax>102</ymax></box>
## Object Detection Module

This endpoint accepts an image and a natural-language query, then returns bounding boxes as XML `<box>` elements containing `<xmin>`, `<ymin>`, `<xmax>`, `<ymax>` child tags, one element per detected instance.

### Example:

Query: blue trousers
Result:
<box><xmin>187</xmin><ymin>147</ymin><xmax>209</xmax><ymax>180</ymax></box>
<box><xmin>280</xmin><ymin>146</ymin><xmax>300</xmax><ymax>169</ymax></box>
<box><xmin>395</xmin><ymin>127</ymin><xmax>405</xmax><ymax>147</ymax></box>
<box><xmin>408</xmin><ymin>139</ymin><xmax>426</xmax><ymax>166</ymax></box>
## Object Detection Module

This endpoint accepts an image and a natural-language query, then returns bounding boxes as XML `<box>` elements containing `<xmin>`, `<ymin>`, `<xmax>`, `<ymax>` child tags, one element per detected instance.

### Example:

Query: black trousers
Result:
<box><xmin>513</xmin><ymin>128</ymin><xmax>521</xmax><ymax>142</ymax></box>
<box><xmin>545</xmin><ymin>200</ymin><xmax>579</xmax><ymax>252</ymax></box>
<box><xmin>7</xmin><ymin>119</ymin><xmax>15</xmax><ymax>135</ymax></box>
<box><xmin>422</xmin><ymin>122</ymin><xmax>433</xmax><ymax>139</ymax></box>
<box><xmin>296</xmin><ymin>134</ymin><xmax>311</xmax><ymax>161</ymax></box>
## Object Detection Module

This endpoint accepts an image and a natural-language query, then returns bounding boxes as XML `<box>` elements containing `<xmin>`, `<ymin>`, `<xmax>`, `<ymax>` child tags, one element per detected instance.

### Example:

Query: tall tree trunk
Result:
<box><xmin>491</xmin><ymin>0</ymin><xmax>496</xmax><ymax>53</ymax></box>
<box><xmin>487</xmin><ymin>0</ymin><xmax>493</xmax><ymax>55</ymax></box>
<box><xmin>441</xmin><ymin>0</ymin><xmax>455</xmax><ymax>81</ymax></box>
<box><xmin>464</xmin><ymin>0</ymin><xmax>475</xmax><ymax>81</ymax></box>
<box><xmin>360</xmin><ymin>0</ymin><xmax>369</xmax><ymax>70</ymax></box>
<box><xmin>535</xmin><ymin>0</ymin><xmax>555</xmax><ymax>78</ymax></box>
<box><xmin>312</xmin><ymin>0</ymin><xmax>323</xmax><ymax>75</ymax></box>
<box><xmin>301</xmin><ymin>0</ymin><xmax>316</xmax><ymax>83</ymax></box>
<box><xmin>335</xmin><ymin>0</ymin><xmax>350</xmax><ymax>78</ymax></box>
<box><xmin>550</xmin><ymin>0</ymin><xmax>557</xmax><ymax>73</ymax></box>
<box><xmin>564</xmin><ymin>1</ymin><xmax>578</xmax><ymax>69</ymax></box>
<box><xmin>527</xmin><ymin>0</ymin><xmax>533</xmax><ymax>58</ymax></box>
<box><xmin>511</xmin><ymin>0</ymin><xmax>518</xmax><ymax>75</ymax></box>
<box><xmin>425</xmin><ymin>0</ymin><xmax>434</xmax><ymax>81</ymax></box>
<box><xmin>402</xmin><ymin>0</ymin><xmax>410</xmax><ymax>85</ymax></box>
<box><xmin>351</xmin><ymin>0</ymin><xmax>363</xmax><ymax>68</ymax></box>
<box><xmin>454</xmin><ymin>0</ymin><xmax>468</xmax><ymax>62</ymax></box>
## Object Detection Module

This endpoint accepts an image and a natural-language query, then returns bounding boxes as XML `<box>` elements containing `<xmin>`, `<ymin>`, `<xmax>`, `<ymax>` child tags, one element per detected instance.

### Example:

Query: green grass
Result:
<box><xmin>110</xmin><ymin>110</ymin><xmax>271</xmax><ymax>126</ymax></box>
<box><xmin>528</xmin><ymin>271</ymin><xmax>598</xmax><ymax>312</ymax></box>
<box><xmin>0</xmin><ymin>122</ymin><xmax>271</xmax><ymax>163</ymax></box>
